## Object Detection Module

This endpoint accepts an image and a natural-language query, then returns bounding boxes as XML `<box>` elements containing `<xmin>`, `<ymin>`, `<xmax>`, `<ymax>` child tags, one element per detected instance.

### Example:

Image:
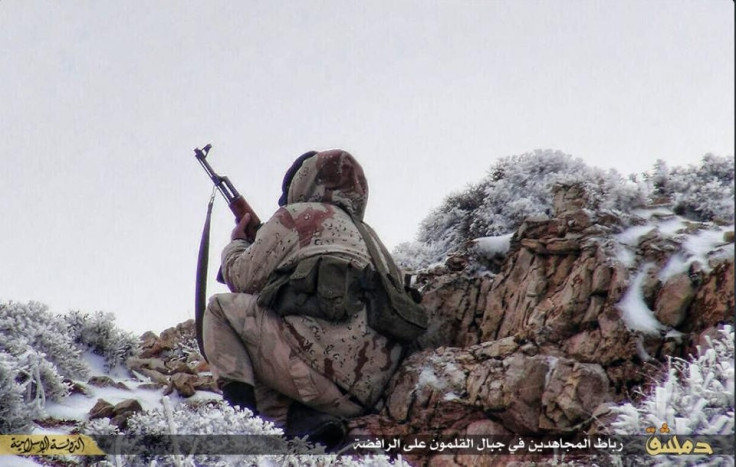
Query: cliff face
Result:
<box><xmin>346</xmin><ymin>184</ymin><xmax>734</xmax><ymax>462</ymax></box>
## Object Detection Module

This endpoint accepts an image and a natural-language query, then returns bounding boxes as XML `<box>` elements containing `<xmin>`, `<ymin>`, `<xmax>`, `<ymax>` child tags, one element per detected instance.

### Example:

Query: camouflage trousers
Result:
<box><xmin>203</xmin><ymin>293</ymin><xmax>364</xmax><ymax>425</ymax></box>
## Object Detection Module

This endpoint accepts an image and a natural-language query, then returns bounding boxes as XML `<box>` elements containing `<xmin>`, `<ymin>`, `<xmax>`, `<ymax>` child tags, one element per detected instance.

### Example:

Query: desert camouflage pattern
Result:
<box><xmin>204</xmin><ymin>293</ymin><xmax>364</xmax><ymax>422</ymax></box>
<box><xmin>205</xmin><ymin>150</ymin><xmax>403</xmax><ymax>415</ymax></box>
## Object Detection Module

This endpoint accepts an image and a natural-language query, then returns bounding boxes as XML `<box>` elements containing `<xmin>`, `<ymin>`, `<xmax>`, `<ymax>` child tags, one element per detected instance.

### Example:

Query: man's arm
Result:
<box><xmin>220</xmin><ymin>208</ymin><xmax>299</xmax><ymax>293</ymax></box>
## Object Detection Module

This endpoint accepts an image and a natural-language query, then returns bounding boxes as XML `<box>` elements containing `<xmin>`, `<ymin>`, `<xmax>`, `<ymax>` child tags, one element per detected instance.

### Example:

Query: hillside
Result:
<box><xmin>1</xmin><ymin>152</ymin><xmax>734</xmax><ymax>467</ymax></box>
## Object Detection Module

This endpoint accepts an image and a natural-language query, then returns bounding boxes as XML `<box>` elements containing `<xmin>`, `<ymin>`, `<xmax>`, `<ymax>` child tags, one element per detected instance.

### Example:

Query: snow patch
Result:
<box><xmin>417</xmin><ymin>366</ymin><xmax>445</xmax><ymax>390</ymax></box>
<box><xmin>683</xmin><ymin>225</ymin><xmax>733</xmax><ymax>259</ymax></box>
<box><xmin>616</xmin><ymin>267</ymin><xmax>664</xmax><ymax>335</ymax></box>
<box><xmin>656</xmin><ymin>217</ymin><xmax>688</xmax><ymax>236</ymax></box>
<box><xmin>544</xmin><ymin>356</ymin><xmax>559</xmax><ymax>387</ymax></box>
<box><xmin>658</xmin><ymin>224</ymin><xmax>734</xmax><ymax>280</ymax></box>
<box><xmin>636</xmin><ymin>335</ymin><xmax>654</xmax><ymax>362</ymax></box>
<box><xmin>615</xmin><ymin>243</ymin><xmax>637</xmax><ymax>268</ymax></box>
<box><xmin>1</xmin><ymin>456</ymin><xmax>44</xmax><ymax>467</ymax></box>
<box><xmin>471</xmin><ymin>233</ymin><xmax>514</xmax><ymax>258</ymax></box>
<box><xmin>615</xmin><ymin>225</ymin><xmax>656</xmax><ymax>247</ymax></box>
<box><xmin>658</xmin><ymin>253</ymin><xmax>689</xmax><ymax>282</ymax></box>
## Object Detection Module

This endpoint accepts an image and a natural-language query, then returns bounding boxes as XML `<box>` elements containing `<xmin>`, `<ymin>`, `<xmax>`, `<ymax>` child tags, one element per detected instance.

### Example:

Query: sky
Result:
<box><xmin>1</xmin><ymin>1</ymin><xmax>733</xmax><ymax>335</ymax></box>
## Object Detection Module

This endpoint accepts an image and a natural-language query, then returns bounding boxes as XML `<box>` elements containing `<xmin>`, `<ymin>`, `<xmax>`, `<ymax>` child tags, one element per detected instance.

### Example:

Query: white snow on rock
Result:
<box><xmin>471</xmin><ymin>233</ymin><xmax>514</xmax><ymax>258</ymax></box>
<box><xmin>615</xmin><ymin>207</ymin><xmax>734</xmax><ymax>277</ymax></box>
<box><xmin>616</xmin><ymin>266</ymin><xmax>665</xmax><ymax>336</ymax></box>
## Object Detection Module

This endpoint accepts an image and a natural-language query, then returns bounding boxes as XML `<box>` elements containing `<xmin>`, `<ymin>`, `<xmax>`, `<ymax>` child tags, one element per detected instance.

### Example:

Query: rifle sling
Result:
<box><xmin>195</xmin><ymin>188</ymin><xmax>217</xmax><ymax>362</ymax></box>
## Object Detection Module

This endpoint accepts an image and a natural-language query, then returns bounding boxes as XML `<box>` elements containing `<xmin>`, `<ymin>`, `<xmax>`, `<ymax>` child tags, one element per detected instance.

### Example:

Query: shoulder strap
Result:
<box><xmin>352</xmin><ymin>219</ymin><xmax>403</xmax><ymax>289</ymax></box>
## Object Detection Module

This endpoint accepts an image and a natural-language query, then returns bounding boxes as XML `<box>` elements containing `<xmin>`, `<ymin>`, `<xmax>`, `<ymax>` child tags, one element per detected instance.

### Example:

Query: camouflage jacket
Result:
<box><xmin>220</xmin><ymin>150</ymin><xmax>403</xmax><ymax>407</ymax></box>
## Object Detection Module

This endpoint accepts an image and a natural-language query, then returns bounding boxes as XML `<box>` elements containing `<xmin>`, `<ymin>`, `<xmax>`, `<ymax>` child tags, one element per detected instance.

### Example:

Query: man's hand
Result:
<box><xmin>231</xmin><ymin>213</ymin><xmax>253</xmax><ymax>241</ymax></box>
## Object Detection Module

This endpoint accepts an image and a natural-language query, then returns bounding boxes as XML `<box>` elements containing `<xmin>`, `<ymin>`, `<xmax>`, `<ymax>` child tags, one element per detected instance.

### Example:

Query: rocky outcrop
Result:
<box><xmin>346</xmin><ymin>184</ymin><xmax>733</xmax><ymax>465</ymax></box>
<box><xmin>126</xmin><ymin>320</ymin><xmax>218</xmax><ymax>397</ymax></box>
<box><xmin>88</xmin><ymin>398</ymin><xmax>143</xmax><ymax>429</ymax></box>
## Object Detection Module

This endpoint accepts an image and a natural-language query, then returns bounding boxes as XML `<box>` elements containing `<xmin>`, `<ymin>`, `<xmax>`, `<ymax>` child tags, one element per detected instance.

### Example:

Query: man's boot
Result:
<box><xmin>221</xmin><ymin>381</ymin><xmax>258</xmax><ymax>415</ymax></box>
<box><xmin>285</xmin><ymin>402</ymin><xmax>347</xmax><ymax>450</ymax></box>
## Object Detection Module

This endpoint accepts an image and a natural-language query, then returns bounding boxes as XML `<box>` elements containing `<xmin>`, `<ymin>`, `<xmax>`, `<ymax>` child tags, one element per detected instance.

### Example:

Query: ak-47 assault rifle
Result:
<box><xmin>193</xmin><ymin>144</ymin><xmax>261</xmax><ymax>359</ymax></box>
<box><xmin>194</xmin><ymin>144</ymin><xmax>261</xmax><ymax>241</ymax></box>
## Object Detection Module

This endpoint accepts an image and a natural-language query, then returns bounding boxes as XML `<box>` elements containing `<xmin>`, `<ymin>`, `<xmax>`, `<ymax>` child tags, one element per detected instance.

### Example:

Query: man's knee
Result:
<box><xmin>204</xmin><ymin>293</ymin><xmax>228</xmax><ymax>320</ymax></box>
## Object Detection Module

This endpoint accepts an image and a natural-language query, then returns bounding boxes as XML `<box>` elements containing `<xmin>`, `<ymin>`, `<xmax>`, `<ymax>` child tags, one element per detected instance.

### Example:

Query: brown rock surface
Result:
<box><xmin>343</xmin><ymin>187</ymin><xmax>733</xmax><ymax>465</ymax></box>
<box><xmin>88</xmin><ymin>398</ymin><xmax>115</xmax><ymax>420</ymax></box>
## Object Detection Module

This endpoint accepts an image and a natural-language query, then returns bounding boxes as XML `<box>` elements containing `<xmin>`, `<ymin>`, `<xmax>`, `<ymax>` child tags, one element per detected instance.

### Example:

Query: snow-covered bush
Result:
<box><xmin>392</xmin><ymin>240</ymin><xmax>445</xmax><ymax>271</ymax></box>
<box><xmin>645</xmin><ymin>154</ymin><xmax>735</xmax><ymax>223</ymax></box>
<box><xmin>65</xmin><ymin>310</ymin><xmax>139</xmax><ymax>370</ymax></box>
<box><xmin>0</xmin><ymin>352</ymin><xmax>35</xmax><ymax>433</ymax></box>
<box><xmin>610</xmin><ymin>325</ymin><xmax>734</xmax><ymax>466</ymax></box>
<box><xmin>395</xmin><ymin>150</ymin><xmax>733</xmax><ymax>270</ymax></box>
<box><xmin>82</xmin><ymin>398</ymin><xmax>403</xmax><ymax>467</ymax></box>
<box><xmin>396</xmin><ymin>149</ymin><xmax>647</xmax><ymax>268</ymax></box>
<box><xmin>0</xmin><ymin>301</ymin><xmax>89</xmax><ymax>432</ymax></box>
<box><xmin>0</xmin><ymin>301</ymin><xmax>89</xmax><ymax>380</ymax></box>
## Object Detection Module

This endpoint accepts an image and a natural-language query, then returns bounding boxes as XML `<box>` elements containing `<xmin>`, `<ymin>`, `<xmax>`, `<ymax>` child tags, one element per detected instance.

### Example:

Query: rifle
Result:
<box><xmin>194</xmin><ymin>144</ymin><xmax>262</xmax><ymax>241</ymax></box>
<box><xmin>193</xmin><ymin>143</ymin><xmax>261</xmax><ymax>360</ymax></box>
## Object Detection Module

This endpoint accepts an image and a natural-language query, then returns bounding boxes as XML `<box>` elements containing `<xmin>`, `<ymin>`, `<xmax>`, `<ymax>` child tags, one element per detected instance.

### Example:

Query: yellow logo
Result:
<box><xmin>644</xmin><ymin>424</ymin><xmax>713</xmax><ymax>456</ymax></box>
<box><xmin>0</xmin><ymin>435</ymin><xmax>105</xmax><ymax>456</ymax></box>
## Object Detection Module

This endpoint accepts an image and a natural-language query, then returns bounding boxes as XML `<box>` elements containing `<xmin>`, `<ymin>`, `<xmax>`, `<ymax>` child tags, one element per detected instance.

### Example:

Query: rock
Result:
<box><xmin>88</xmin><ymin>399</ymin><xmax>115</xmax><ymax>420</ymax></box>
<box><xmin>445</xmin><ymin>254</ymin><xmax>469</xmax><ymax>272</ymax></box>
<box><xmin>192</xmin><ymin>374</ymin><xmax>219</xmax><ymax>393</ymax></box>
<box><xmin>553</xmin><ymin>183</ymin><xmax>588</xmax><ymax>214</ymax></box>
<box><xmin>127</xmin><ymin>357</ymin><xmax>170</xmax><ymax>375</ymax></box>
<box><xmin>725</xmin><ymin>231</ymin><xmax>735</xmax><ymax>243</ymax></box>
<box><xmin>640</xmin><ymin>266</ymin><xmax>661</xmax><ymax>309</ymax></box>
<box><xmin>110</xmin><ymin>399</ymin><xmax>143</xmax><ymax>429</ymax></box>
<box><xmin>65</xmin><ymin>380</ymin><xmax>89</xmax><ymax>396</ymax></box>
<box><xmin>545</xmin><ymin>237</ymin><xmax>582</xmax><ymax>254</ymax></box>
<box><xmin>167</xmin><ymin>361</ymin><xmax>197</xmax><ymax>375</ymax></box>
<box><xmin>137</xmin><ymin>382</ymin><xmax>165</xmax><ymax>390</ymax></box>
<box><xmin>134</xmin><ymin>367</ymin><xmax>170</xmax><ymax>386</ymax></box>
<box><xmin>113</xmin><ymin>399</ymin><xmax>143</xmax><ymax>414</ymax></box>
<box><xmin>470</xmin><ymin>336</ymin><xmax>519</xmax><ymax>360</ymax></box>
<box><xmin>138</xmin><ymin>319</ymin><xmax>199</xmax><ymax>359</ymax></box>
<box><xmin>561</xmin><ymin>209</ymin><xmax>593</xmax><ymax>233</ymax></box>
<box><xmin>539</xmin><ymin>361</ymin><xmax>610</xmax><ymax>432</ymax></box>
<box><xmin>654</xmin><ymin>273</ymin><xmax>695</xmax><ymax>327</ymax></box>
<box><xmin>87</xmin><ymin>375</ymin><xmax>130</xmax><ymax>391</ymax></box>
<box><xmin>165</xmin><ymin>373</ymin><xmax>197</xmax><ymax>398</ymax></box>
<box><xmin>193</xmin><ymin>359</ymin><xmax>210</xmax><ymax>373</ymax></box>
<box><xmin>683</xmin><ymin>260</ymin><xmax>734</xmax><ymax>333</ymax></box>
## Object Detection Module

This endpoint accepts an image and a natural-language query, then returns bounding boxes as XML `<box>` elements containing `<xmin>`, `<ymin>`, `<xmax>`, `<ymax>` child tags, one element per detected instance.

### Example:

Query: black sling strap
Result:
<box><xmin>195</xmin><ymin>188</ymin><xmax>217</xmax><ymax>361</ymax></box>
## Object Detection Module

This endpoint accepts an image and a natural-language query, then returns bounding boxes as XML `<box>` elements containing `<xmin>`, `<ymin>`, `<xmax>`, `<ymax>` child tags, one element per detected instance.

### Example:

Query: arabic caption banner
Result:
<box><xmin>1</xmin><ymin>434</ymin><xmax>733</xmax><ymax>457</ymax></box>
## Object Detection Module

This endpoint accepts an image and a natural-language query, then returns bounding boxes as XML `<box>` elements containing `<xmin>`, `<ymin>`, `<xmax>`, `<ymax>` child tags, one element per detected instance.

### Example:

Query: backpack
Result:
<box><xmin>353</xmin><ymin>220</ymin><xmax>428</xmax><ymax>343</ymax></box>
<box><xmin>256</xmin><ymin>219</ymin><xmax>427</xmax><ymax>343</ymax></box>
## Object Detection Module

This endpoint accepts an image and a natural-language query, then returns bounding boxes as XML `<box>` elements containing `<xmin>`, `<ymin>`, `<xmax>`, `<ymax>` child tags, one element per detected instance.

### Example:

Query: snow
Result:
<box><xmin>544</xmin><ymin>356</ymin><xmax>559</xmax><ymax>387</ymax></box>
<box><xmin>658</xmin><ymin>253</ymin><xmax>689</xmax><ymax>282</ymax></box>
<box><xmin>615</xmin><ymin>243</ymin><xmax>637</xmax><ymax>268</ymax></box>
<box><xmin>2</xmin><ymin>456</ymin><xmax>43</xmax><ymax>467</ymax></box>
<box><xmin>616</xmin><ymin>267</ymin><xmax>664</xmax><ymax>336</ymax></box>
<box><xmin>615</xmin><ymin>205</ymin><xmax>734</xmax><ymax>281</ymax></box>
<box><xmin>614</xmin><ymin>224</ymin><xmax>655</xmax><ymax>246</ymax></box>
<box><xmin>417</xmin><ymin>366</ymin><xmax>444</xmax><ymax>390</ymax></box>
<box><xmin>682</xmin><ymin>225</ymin><xmax>734</xmax><ymax>259</ymax></box>
<box><xmin>656</xmin><ymin>217</ymin><xmax>688</xmax><ymax>236</ymax></box>
<box><xmin>471</xmin><ymin>233</ymin><xmax>514</xmax><ymax>258</ymax></box>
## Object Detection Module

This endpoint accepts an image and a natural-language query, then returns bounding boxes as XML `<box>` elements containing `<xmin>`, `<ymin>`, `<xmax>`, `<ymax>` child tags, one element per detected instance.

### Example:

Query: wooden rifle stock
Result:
<box><xmin>194</xmin><ymin>143</ymin><xmax>262</xmax><ymax>243</ymax></box>
<box><xmin>229</xmin><ymin>195</ymin><xmax>261</xmax><ymax>242</ymax></box>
